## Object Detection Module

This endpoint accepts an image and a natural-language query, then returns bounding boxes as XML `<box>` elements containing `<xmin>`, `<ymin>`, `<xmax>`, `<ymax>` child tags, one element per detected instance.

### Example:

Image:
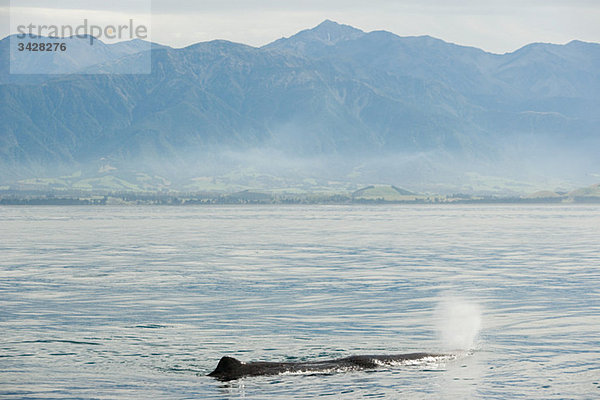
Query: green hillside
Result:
<box><xmin>352</xmin><ymin>185</ymin><xmax>420</xmax><ymax>201</ymax></box>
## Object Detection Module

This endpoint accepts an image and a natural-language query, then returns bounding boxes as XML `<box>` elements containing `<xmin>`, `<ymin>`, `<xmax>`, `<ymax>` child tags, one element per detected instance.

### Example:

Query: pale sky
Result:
<box><xmin>1</xmin><ymin>0</ymin><xmax>599</xmax><ymax>53</ymax></box>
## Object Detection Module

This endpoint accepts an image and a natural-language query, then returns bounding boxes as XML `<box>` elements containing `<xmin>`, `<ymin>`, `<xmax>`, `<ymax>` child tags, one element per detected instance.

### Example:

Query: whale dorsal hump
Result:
<box><xmin>208</xmin><ymin>356</ymin><xmax>243</xmax><ymax>377</ymax></box>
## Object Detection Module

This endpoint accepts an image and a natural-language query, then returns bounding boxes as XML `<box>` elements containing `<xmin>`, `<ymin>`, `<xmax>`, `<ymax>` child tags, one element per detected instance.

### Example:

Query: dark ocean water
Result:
<box><xmin>1</xmin><ymin>205</ymin><xmax>599</xmax><ymax>399</ymax></box>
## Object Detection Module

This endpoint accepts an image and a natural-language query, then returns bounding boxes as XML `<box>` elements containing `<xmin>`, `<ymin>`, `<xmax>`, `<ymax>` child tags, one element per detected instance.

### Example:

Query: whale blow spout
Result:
<box><xmin>208</xmin><ymin>353</ymin><xmax>445</xmax><ymax>381</ymax></box>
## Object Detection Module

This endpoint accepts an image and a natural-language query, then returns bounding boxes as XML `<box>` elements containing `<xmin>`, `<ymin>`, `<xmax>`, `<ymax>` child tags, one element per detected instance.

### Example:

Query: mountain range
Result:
<box><xmin>1</xmin><ymin>20</ymin><xmax>599</xmax><ymax>194</ymax></box>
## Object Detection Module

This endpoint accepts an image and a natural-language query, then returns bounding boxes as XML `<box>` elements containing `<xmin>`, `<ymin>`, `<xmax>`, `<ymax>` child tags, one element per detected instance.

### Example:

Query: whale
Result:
<box><xmin>208</xmin><ymin>353</ymin><xmax>445</xmax><ymax>381</ymax></box>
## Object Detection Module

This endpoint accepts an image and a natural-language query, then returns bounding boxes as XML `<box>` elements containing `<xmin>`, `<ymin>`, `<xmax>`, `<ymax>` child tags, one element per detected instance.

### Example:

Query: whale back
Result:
<box><xmin>208</xmin><ymin>352</ymin><xmax>446</xmax><ymax>380</ymax></box>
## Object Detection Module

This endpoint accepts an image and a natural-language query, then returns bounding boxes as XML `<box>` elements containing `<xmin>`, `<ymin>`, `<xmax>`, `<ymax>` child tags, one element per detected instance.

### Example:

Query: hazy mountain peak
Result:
<box><xmin>309</xmin><ymin>19</ymin><xmax>364</xmax><ymax>42</ymax></box>
<box><xmin>565</xmin><ymin>39</ymin><xmax>600</xmax><ymax>51</ymax></box>
<box><xmin>184</xmin><ymin>39</ymin><xmax>255</xmax><ymax>51</ymax></box>
<box><xmin>263</xmin><ymin>19</ymin><xmax>364</xmax><ymax>53</ymax></box>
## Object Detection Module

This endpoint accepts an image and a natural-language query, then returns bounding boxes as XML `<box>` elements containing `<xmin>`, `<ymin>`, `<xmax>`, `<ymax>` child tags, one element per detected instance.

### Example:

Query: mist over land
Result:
<box><xmin>1</xmin><ymin>20</ymin><xmax>599</xmax><ymax>197</ymax></box>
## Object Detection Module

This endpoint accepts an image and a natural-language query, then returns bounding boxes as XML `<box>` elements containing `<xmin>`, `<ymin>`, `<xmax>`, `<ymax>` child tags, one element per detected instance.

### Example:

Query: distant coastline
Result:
<box><xmin>2</xmin><ymin>185</ymin><xmax>599</xmax><ymax>205</ymax></box>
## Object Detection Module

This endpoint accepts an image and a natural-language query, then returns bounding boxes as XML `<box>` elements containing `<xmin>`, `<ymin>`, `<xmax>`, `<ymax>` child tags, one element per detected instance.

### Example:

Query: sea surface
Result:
<box><xmin>0</xmin><ymin>205</ymin><xmax>599</xmax><ymax>399</ymax></box>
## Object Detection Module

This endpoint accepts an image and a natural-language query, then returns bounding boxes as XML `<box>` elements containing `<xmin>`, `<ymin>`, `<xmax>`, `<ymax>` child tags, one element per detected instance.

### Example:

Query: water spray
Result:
<box><xmin>435</xmin><ymin>295</ymin><xmax>482</xmax><ymax>351</ymax></box>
